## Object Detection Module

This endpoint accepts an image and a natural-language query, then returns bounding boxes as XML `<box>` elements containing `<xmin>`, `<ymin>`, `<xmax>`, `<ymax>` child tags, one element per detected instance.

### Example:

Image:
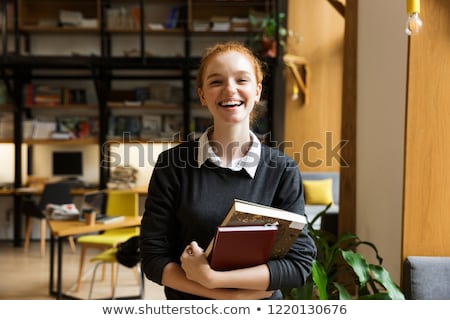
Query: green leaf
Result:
<box><xmin>349</xmin><ymin>240</ymin><xmax>384</xmax><ymax>264</ymax></box>
<box><xmin>340</xmin><ymin>250</ymin><xmax>370</xmax><ymax>287</ymax></box>
<box><xmin>286</xmin><ymin>281</ymin><xmax>315</xmax><ymax>300</ymax></box>
<box><xmin>358</xmin><ymin>292</ymin><xmax>393</xmax><ymax>300</ymax></box>
<box><xmin>334</xmin><ymin>282</ymin><xmax>353</xmax><ymax>300</ymax></box>
<box><xmin>369</xmin><ymin>265</ymin><xmax>405</xmax><ymax>300</ymax></box>
<box><xmin>311</xmin><ymin>260</ymin><xmax>328</xmax><ymax>300</ymax></box>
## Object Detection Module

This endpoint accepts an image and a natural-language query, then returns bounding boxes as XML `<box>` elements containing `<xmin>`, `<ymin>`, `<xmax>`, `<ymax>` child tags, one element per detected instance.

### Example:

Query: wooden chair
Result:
<box><xmin>23</xmin><ymin>182</ymin><xmax>76</xmax><ymax>256</ymax></box>
<box><xmin>75</xmin><ymin>190</ymin><xmax>139</xmax><ymax>292</ymax></box>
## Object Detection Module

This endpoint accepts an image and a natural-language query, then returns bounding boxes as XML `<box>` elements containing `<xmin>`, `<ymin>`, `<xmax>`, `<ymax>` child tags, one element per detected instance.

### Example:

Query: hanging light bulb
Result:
<box><xmin>405</xmin><ymin>0</ymin><xmax>423</xmax><ymax>36</ymax></box>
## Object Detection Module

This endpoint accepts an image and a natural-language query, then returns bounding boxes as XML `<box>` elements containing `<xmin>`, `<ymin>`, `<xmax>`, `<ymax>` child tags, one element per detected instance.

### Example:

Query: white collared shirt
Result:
<box><xmin>197</xmin><ymin>127</ymin><xmax>261</xmax><ymax>178</ymax></box>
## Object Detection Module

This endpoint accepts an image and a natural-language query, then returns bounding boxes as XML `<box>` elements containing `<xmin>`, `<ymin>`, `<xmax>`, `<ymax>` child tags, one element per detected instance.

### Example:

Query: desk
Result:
<box><xmin>0</xmin><ymin>189</ymin><xmax>15</xmax><ymax>195</ymax></box>
<box><xmin>16</xmin><ymin>187</ymin><xmax>98</xmax><ymax>196</ymax></box>
<box><xmin>47</xmin><ymin>216</ymin><xmax>141</xmax><ymax>299</ymax></box>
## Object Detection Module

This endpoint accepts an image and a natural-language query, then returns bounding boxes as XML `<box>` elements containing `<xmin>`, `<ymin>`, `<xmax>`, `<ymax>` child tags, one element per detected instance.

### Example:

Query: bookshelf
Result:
<box><xmin>0</xmin><ymin>0</ymin><xmax>287</xmax><ymax>246</ymax></box>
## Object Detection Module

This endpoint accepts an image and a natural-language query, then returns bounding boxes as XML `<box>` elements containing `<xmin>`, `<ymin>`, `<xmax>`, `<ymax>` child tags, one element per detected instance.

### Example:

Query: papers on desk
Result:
<box><xmin>45</xmin><ymin>203</ymin><xmax>80</xmax><ymax>220</ymax></box>
<box><xmin>96</xmin><ymin>216</ymin><xmax>125</xmax><ymax>224</ymax></box>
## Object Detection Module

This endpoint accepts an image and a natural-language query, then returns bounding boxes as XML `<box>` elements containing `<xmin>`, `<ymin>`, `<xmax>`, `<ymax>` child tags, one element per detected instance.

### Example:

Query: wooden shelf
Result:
<box><xmin>24</xmin><ymin>104</ymin><xmax>98</xmax><ymax>110</ymax></box>
<box><xmin>22</xmin><ymin>138</ymin><xmax>98</xmax><ymax>145</ymax></box>
<box><xmin>106</xmin><ymin>28</ymin><xmax>184</xmax><ymax>34</ymax></box>
<box><xmin>0</xmin><ymin>104</ymin><xmax>15</xmax><ymax>110</ymax></box>
<box><xmin>0</xmin><ymin>189</ymin><xmax>15</xmax><ymax>196</ymax></box>
<box><xmin>20</xmin><ymin>26</ymin><xmax>99</xmax><ymax>33</ymax></box>
<box><xmin>107</xmin><ymin>102</ymin><xmax>180</xmax><ymax>109</ymax></box>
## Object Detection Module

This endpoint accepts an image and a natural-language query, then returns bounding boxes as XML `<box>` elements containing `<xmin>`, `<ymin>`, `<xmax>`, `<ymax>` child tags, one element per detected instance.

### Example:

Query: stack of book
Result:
<box><xmin>206</xmin><ymin>199</ymin><xmax>307</xmax><ymax>271</ymax></box>
<box><xmin>24</xmin><ymin>84</ymin><xmax>87</xmax><ymax>106</ymax></box>
<box><xmin>210</xmin><ymin>16</ymin><xmax>231</xmax><ymax>32</ymax></box>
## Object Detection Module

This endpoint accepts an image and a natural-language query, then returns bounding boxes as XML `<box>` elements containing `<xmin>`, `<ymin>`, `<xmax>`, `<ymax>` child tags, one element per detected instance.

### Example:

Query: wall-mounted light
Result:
<box><xmin>405</xmin><ymin>0</ymin><xmax>423</xmax><ymax>36</ymax></box>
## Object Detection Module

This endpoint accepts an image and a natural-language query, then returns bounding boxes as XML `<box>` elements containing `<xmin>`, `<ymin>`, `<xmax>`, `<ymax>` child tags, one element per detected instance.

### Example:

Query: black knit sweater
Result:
<box><xmin>140</xmin><ymin>140</ymin><xmax>316</xmax><ymax>299</ymax></box>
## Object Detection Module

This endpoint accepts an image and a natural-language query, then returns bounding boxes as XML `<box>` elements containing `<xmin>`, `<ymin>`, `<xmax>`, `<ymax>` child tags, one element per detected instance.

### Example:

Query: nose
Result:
<box><xmin>224</xmin><ymin>79</ymin><xmax>237</xmax><ymax>93</ymax></box>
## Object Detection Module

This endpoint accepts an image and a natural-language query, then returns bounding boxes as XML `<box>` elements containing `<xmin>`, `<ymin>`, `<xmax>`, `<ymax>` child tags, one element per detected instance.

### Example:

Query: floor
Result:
<box><xmin>0</xmin><ymin>240</ymin><xmax>166</xmax><ymax>300</ymax></box>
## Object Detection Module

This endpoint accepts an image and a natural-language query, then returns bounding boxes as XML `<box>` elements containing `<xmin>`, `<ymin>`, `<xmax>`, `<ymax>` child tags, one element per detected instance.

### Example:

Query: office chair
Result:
<box><xmin>75</xmin><ymin>190</ymin><xmax>139</xmax><ymax>292</ymax></box>
<box><xmin>23</xmin><ymin>182</ymin><xmax>77</xmax><ymax>256</ymax></box>
<box><xmin>87</xmin><ymin>237</ymin><xmax>144</xmax><ymax>299</ymax></box>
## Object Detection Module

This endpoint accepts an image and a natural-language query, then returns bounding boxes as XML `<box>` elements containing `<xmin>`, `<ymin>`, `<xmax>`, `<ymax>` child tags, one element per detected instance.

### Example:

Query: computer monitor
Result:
<box><xmin>52</xmin><ymin>151</ymin><xmax>83</xmax><ymax>177</ymax></box>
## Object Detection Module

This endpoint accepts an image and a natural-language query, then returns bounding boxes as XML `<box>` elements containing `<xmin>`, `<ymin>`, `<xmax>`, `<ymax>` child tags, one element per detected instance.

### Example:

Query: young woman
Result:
<box><xmin>140</xmin><ymin>41</ymin><xmax>316</xmax><ymax>300</ymax></box>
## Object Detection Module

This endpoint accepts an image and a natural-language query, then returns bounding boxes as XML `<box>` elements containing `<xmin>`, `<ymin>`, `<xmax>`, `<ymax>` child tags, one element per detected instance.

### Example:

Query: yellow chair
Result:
<box><xmin>75</xmin><ymin>190</ymin><xmax>139</xmax><ymax>292</ymax></box>
<box><xmin>87</xmin><ymin>247</ymin><xmax>144</xmax><ymax>299</ymax></box>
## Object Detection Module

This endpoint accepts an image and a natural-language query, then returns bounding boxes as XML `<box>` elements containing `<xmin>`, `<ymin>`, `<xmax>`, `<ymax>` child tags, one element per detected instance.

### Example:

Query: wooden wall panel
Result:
<box><xmin>338</xmin><ymin>0</ymin><xmax>357</xmax><ymax>235</ymax></box>
<box><xmin>402</xmin><ymin>0</ymin><xmax>450</xmax><ymax>258</ymax></box>
<box><xmin>285</xmin><ymin>0</ymin><xmax>344</xmax><ymax>173</ymax></box>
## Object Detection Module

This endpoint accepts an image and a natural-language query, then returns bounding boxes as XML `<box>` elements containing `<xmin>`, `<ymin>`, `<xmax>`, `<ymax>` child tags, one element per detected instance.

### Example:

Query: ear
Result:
<box><xmin>197</xmin><ymin>88</ymin><xmax>207</xmax><ymax>106</ymax></box>
<box><xmin>255</xmin><ymin>83</ymin><xmax>263</xmax><ymax>103</ymax></box>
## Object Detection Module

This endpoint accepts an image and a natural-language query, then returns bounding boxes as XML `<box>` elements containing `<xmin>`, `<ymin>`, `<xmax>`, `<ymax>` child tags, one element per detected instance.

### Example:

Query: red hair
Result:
<box><xmin>196</xmin><ymin>41</ymin><xmax>265</xmax><ymax>89</ymax></box>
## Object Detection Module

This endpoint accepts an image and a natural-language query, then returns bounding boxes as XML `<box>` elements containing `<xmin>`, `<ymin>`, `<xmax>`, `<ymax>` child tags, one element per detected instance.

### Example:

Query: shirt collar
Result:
<box><xmin>197</xmin><ymin>126</ymin><xmax>261</xmax><ymax>178</ymax></box>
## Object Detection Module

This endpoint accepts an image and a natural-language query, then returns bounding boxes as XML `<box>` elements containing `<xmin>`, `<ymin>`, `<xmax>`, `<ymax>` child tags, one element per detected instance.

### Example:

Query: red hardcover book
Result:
<box><xmin>205</xmin><ymin>199</ymin><xmax>307</xmax><ymax>263</ymax></box>
<box><xmin>208</xmin><ymin>224</ymin><xmax>279</xmax><ymax>271</ymax></box>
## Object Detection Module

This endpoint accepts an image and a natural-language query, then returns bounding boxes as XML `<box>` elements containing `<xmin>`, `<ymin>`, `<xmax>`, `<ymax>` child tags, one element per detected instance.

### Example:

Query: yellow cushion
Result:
<box><xmin>303</xmin><ymin>178</ymin><xmax>333</xmax><ymax>205</ymax></box>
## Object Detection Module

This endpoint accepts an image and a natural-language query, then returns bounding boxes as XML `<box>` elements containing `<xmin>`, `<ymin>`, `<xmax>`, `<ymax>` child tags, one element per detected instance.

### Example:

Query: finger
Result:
<box><xmin>190</xmin><ymin>241</ymin><xmax>204</xmax><ymax>253</ymax></box>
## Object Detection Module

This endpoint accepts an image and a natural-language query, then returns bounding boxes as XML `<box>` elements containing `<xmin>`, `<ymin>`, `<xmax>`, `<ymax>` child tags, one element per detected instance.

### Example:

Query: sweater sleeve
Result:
<box><xmin>265</xmin><ymin>158</ymin><xmax>317</xmax><ymax>290</ymax></box>
<box><xmin>140</xmin><ymin>150</ymin><xmax>180</xmax><ymax>285</ymax></box>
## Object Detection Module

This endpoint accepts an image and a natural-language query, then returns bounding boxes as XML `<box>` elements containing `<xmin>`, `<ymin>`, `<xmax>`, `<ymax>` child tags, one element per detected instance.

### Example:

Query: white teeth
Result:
<box><xmin>219</xmin><ymin>101</ymin><xmax>243</xmax><ymax>107</ymax></box>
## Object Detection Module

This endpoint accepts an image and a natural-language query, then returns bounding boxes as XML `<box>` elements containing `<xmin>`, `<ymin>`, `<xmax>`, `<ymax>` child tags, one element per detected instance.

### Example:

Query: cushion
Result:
<box><xmin>303</xmin><ymin>178</ymin><xmax>334</xmax><ymax>205</ymax></box>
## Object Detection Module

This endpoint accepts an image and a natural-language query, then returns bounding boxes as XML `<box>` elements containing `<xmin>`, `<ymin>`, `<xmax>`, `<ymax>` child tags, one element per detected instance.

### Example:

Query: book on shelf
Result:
<box><xmin>22</xmin><ymin>119</ymin><xmax>35</xmax><ymax>139</ymax></box>
<box><xmin>32</xmin><ymin>85</ymin><xmax>62</xmax><ymax>106</ymax></box>
<box><xmin>50</xmin><ymin>131</ymin><xmax>72</xmax><ymax>140</ymax></box>
<box><xmin>24</xmin><ymin>84</ymin><xmax>87</xmax><ymax>106</ymax></box>
<box><xmin>59</xmin><ymin>10</ymin><xmax>83</xmax><ymax>26</ymax></box>
<box><xmin>32</xmin><ymin>120</ymin><xmax>56</xmax><ymax>139</ymax></box>
<box><xmin>56</xmin><ymin>116</ymin><xmax>97</xmax><ymax>139</ymax></box>
<box><xmin>0</xmin><ymin>113</ymin><xmax>13</xmax><ymax>139</ymax></box>
<box><xmin>162</xmin><ymin>115</ymin><xmax>183</xmax><ymax>136</ymax></box>
<box><xmin>208</xmin><ymin>224</ymin><xmax>279</xmax><ymax>271</ymax></box>
<box><xmin>192</xmin><ymin>20</ymin><xmax>210</xmax><ymax>32</ymax></box>
<box><xmin>141</xmin><ymin>114</ymin><xmax>162</xmax><ymax>138</ymax></box>
<box><xmin>205</xmin><ymin>199</ymin><xmax>307</xmax><ymax>265</ymax></box>
<box><xmin>129</xmin><ymin>6</ymin><xmax>146</xmax><ymax>30</ymax></box>
<box><xmin>164</xmin><ymin>5</ymin><xmax>187</xmax><ymax>30</ymax></box>
<box><xmin>148</xmin><ymin>22</ymin><xmax>165</xmax><ymax>30</ymax></box>
<box><xmin>210</xmin><ymin>16</ymin><xmax>231</xmax><ymax>32</ymax></box>
<box><xmin>230</xmin><ymin>17</ymin><xmax>249</xmax><ymax>32</ymax></box>
<box><xmin>108</xmin><ymin>115</ymin><xmax>142</xmax><ymax>138</ymax></box>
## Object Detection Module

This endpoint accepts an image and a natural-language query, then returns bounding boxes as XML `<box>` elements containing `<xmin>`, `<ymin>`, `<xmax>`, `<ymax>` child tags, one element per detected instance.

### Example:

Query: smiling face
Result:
<box><xmin>197</xmin><ymin>51</ymin><xmax>262</xmax><ymax>127</ymax></box>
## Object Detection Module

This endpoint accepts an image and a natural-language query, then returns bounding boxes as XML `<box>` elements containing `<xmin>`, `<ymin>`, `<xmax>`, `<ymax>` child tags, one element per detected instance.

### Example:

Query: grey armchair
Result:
<box><xmin>403</xmin><ymin>256</ymin><xmax>450</xmax><ymax>299</ymax></box>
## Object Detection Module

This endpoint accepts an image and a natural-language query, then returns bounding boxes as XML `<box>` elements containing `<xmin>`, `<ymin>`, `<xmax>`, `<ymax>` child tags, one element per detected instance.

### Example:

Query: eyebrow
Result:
<box><xmin>206</xmin><ymin>71</ymin><xmax>252</xmax><ymax>80</ymax></box>
<box><xmin>206</xmin><ymin>73</ymin><xmax>222</xmax><ymax>80</ymax></box>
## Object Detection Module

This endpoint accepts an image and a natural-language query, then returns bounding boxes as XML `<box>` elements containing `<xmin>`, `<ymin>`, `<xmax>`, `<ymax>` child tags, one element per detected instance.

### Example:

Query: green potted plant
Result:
<box><xmin>249</xmin><ymin>12</ymin><xmax>287</xmax><ymax>57</ymax></box>
<box><xmin>283</xmin><ymin>204</ymin><xmax>405</xmax><ymax>300</ymax></box>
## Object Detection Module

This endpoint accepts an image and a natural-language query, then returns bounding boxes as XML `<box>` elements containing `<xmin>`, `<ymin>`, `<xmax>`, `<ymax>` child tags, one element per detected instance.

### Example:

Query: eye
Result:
<box><xmin>208</xmin><ymin>79</ymin><xmax>222</xmax><ymax>86</ymax></box>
